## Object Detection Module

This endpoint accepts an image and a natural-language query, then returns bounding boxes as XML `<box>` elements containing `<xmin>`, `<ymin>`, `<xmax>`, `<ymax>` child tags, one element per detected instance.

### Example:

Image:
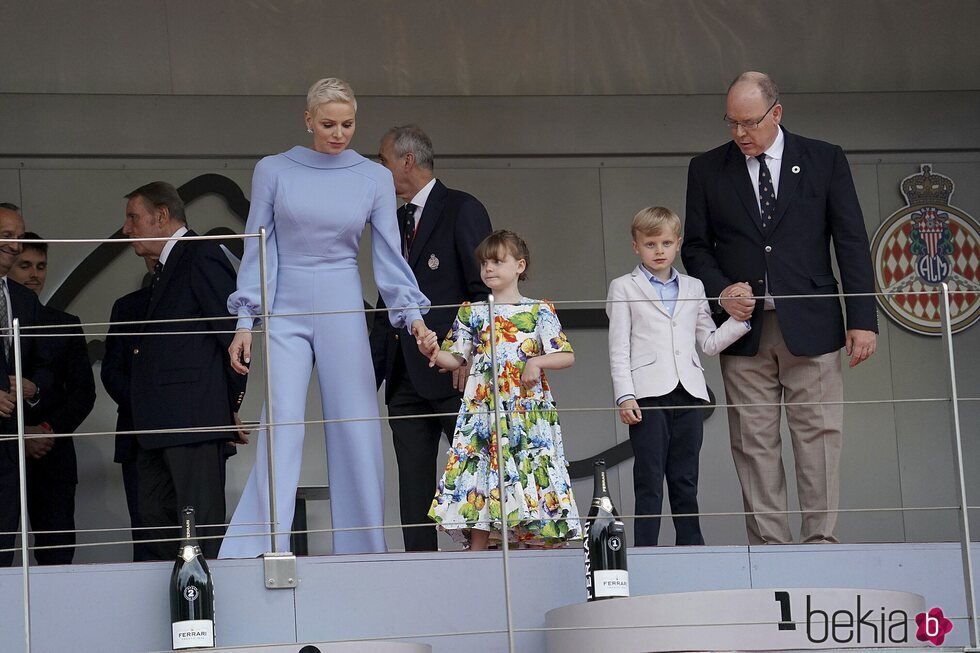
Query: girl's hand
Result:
<box><xmin>229</xmin><ymin>329</ymin><xmax>252</xmax><ymax>375</ymax></box>
<box><xmin>520</xmin><ymin>358</ymin><xmax>540</xmax><ymax>388</ymax></box>
<box><xmin>618</xmin><ymin>398</ymin><xmax>643</xmax><ymax>425</ymax></box>
<box><xmin>418</xmin><ymin>333</ymin><xmax>440</xmax><ymax>366</ymax></box>
<box><xmin>451</xmin><ymin>361</ymin><xmax>470</xmax><ymax>392</ymax></box>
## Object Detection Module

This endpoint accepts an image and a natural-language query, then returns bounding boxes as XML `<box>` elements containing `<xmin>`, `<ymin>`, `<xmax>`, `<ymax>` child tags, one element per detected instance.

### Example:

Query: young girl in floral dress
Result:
<box><xmin>418</xmin><ymin>230</ymin><xmax>581</xmax><ymax>550</ymax></box>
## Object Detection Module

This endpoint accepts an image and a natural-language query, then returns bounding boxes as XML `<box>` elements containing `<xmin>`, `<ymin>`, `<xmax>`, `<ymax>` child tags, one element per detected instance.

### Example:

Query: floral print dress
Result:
<box><xmin>428</xmin><ymin>298</ymin><xmax>581</xmax><ymax>546</ymax></box>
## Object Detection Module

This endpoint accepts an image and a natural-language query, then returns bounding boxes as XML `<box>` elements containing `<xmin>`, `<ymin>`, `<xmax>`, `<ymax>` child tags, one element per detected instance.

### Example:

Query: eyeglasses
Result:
<box><xmin>724</xmin><ymin>99</ymin><xmax>778</xmax><ymax>131</ymax></box>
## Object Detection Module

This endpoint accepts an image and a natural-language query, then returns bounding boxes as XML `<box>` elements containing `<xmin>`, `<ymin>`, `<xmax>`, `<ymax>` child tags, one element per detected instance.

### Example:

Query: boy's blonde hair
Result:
<box><xmin>631</xmin><ymin>206</ymin><xmax>682</xmax><ymax>239</ymax></box>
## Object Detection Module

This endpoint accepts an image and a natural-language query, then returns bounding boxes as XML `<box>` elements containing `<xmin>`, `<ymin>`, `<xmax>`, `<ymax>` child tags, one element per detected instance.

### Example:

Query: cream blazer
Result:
<box><xmin>607</xmin><ymin>266</ymin><xmax>749</xmax><ymax>402</ymax></box>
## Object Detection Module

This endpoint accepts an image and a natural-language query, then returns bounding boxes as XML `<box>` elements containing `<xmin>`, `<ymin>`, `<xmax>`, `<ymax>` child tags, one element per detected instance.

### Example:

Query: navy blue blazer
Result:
<box><xmin>128</xmin><ymin>232</ymin><xmax>246</xmax><ymax>449</ymax></box>
<box><xmin>681</xmin><ymin>128</ymin><xmax>878</xmax><ymax>357</ymax></box>
<box><xmin>102</xmin><ymin>286</ymin><xmax>149</xmax><ymax>463</ymax></box>
<box><xmin>370</xmin><ymin>180</ymin><xmax>492</xmax><ymax>401</ymax></box>
<box><xmin>25</xmin><ymin>305</ymin><xmax>96</xmax><ymax>484</ymax></box>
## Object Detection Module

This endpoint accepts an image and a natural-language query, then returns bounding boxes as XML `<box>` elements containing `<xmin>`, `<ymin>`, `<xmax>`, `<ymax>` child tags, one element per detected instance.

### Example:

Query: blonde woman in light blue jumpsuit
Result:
<box><xmin>219</xmin><ymin>79</ymin><xmax>432</xmax><ymax>557</ymax></box>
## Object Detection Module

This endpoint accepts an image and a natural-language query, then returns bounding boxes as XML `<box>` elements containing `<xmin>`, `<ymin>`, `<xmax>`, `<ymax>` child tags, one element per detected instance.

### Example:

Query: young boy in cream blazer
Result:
<box><xmin>607</xmin><ymin>207</ymin><xmax>750</xmax><ymax>546</ymax></box>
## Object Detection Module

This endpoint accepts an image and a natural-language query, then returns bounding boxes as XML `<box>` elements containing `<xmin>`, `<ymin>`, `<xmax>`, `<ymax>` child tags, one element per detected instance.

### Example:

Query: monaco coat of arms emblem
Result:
<box><xmin>871</xmin><ymin>165</ymin><xmax>980</xmax><ymax>335</ymax></box>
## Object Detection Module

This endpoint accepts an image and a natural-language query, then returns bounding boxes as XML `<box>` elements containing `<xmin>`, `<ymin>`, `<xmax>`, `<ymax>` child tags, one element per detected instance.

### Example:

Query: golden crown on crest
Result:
<box><xmin>901</xmin><ymin>164</ymin><xmax>954</xmax><ymax>207</ymax></box>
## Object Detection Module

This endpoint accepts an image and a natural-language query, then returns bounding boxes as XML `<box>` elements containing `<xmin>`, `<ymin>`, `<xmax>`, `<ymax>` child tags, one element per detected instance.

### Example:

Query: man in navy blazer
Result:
<box><xmin>9</xmin><ymin>233</ymin><xmax>96</xmax><ymax>565</ymax></box>
<box><xmin>372</xmin><ymin>125</ymin><xmax>492</xmax><ymax>551</ymax></box>
<box><xmin>101</xmin><ymin>266</ymin><xmax>154</xmax><ymax>562</ymax></box>
<box><xmin>682</xmin><ymin>72</ymin><xmax>878</xmax><ymax>545</ymax></box>
<box><xmin>0</xmin><ymin>204</ymin><xmax>55</xmax><ymax>567</ymax></box>
<box><xmin>121</xmin><ymin>182</ymin><xmax>246</xmax><ymax>559</ymax></box>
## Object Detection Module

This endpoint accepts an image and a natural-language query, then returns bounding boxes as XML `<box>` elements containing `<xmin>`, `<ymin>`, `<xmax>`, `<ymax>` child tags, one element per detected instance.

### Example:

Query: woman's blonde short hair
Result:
<box><xmin>631</xmin><ymin>206</ymin><xmax>682</xmax><ymax>239</ymax></box>
<box><xmin>306</xmin><ymin>78</ymin><xmax>357</xmax><ymax>114</ymax></box>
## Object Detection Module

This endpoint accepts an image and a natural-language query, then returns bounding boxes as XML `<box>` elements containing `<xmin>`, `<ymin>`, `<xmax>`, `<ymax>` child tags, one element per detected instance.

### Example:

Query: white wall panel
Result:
<box><xmin>437</xmin><ymin>167</ymin><xmax>607</xmax><ymax>301</ymax></box>
<box><xmin>3</xmin><ymin>1</ymin><xmax>977</xmax><ymax>96</ymax></box>
<box><xmin>0</xmin><ymin>171</ymin><xmax>20</xmax><ymax>206</ymax></box>
<box><xmin>0</xmin><ymin>1</ymin><xmax>171</xmax><ymax>94</ymax></box>
<box><xmin>2</xmin><ymin>92</ymin><xmax>979</xmax><ymax>158</ymax></box>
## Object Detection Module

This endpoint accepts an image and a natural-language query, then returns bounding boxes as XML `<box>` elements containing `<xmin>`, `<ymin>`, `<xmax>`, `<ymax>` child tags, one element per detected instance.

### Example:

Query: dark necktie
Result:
<box><xmin>756</xmin><ymin>154</ymin><xmax>776</xmax><ymax>229</ymax></box>
<box><xmin>145</xmin><ymin>262</ymin><xmax>164</xmax><ymax>318</ymax></box>
<box><xmin>150</xmin><ymin>261</ymin><xmax>163</xmax><ymax>291</ymax></box>
<box><xmin>402</xmin><ymin>203</ymin><xmax>417</xmax><ymax>258</ymax></box>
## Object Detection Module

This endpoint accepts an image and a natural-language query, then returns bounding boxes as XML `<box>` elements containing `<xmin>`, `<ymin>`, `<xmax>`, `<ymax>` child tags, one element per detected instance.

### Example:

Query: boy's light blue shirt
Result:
<box><xmin>639</xmin><ymin>265</ymin><xmax>679</xmax><ymax>317</ymax></box>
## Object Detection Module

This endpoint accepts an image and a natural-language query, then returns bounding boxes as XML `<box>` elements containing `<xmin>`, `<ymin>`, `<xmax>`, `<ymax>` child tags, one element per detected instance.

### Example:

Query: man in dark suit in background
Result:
<box><xmin>8</xmin><ymin>233</ymin><xmax>96</xmax><ymax>565</ymax></box>
<box><xmin>101</xmin><ymin>257</ymin><xmax>155</xmax><ymax>562</ymax></box>
<box><xmin>0</xmin><ymin>204</ymin><xmax>54</xmax><ymax>567</ymax></box>
<box><xmin>372</xmin><ymin>125</ymin><xmax>492</xmax><ymax>551</ymax></box>
<box><xmin>681</xmin><ymin>72</ymin><xmax>878</xmax><ymax>545</ymax></box>
<box><xmin>121</xmin><ymin>182</ymin><xmax>246</xmax><ymax>559</ymax></box>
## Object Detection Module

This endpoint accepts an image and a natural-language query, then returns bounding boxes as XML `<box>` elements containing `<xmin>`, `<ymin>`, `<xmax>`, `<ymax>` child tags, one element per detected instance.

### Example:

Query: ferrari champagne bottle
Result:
<box><xmin>170</xmin><ymin>506</ymin><xmax>215</xmax><ymax>650</ymax></box>
<box><xmin>584</xmin><ymin>460</ymin><xmax>629</xmax><ymax>600</ymax></box>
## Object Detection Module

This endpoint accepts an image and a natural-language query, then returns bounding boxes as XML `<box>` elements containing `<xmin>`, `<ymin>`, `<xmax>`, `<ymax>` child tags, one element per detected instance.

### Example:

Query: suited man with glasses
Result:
<box><xmin>682</xmin><ymin>72</ymin><xmax>878</xmax><ymax>545</ymax></box>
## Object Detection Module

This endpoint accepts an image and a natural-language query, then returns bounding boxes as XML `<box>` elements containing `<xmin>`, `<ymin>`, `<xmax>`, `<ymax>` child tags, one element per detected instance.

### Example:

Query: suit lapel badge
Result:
<box><xmin>792</xmin><ymin>165</ymin><xmax>801</xmax><ymax>174</ymax></box>
<box><xmin>428</xmin><ymin>253</ymin><xmax>440</xmax><ymax>270</ymax></box>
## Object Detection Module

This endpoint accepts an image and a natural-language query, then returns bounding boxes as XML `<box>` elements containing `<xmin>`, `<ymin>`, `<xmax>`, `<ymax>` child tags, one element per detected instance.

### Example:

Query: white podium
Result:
<box><xmin>153</xmin><ymin>642</ymin><xmax>430</xmax><ymax>652</ymax></box>
<box><xmin>545</xmin><ymin>588</ymin><xmax>927</xmax><ymax>652</ymax></box>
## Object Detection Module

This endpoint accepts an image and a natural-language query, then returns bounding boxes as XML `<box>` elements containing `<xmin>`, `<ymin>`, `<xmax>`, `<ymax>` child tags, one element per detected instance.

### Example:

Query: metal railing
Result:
<box><xmin>0</xmin><ymin>232</ymin><xmax>976</xmax><ymax>652</ymax></box>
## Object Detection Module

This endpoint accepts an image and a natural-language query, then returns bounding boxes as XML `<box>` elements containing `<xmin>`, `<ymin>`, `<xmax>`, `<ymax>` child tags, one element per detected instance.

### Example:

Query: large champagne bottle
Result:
<box><xmin>584</xmin><ymin>460</ymin><xmax>629</xmax><ymax>601</ymax></box>
<box><xmin>170</xmin><ymin>506</ymin><xmax>215</xmax><ymax>650</ymax></box>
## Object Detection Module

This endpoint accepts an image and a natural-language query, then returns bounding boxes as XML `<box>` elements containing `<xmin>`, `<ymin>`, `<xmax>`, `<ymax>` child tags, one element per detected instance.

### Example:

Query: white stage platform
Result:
<box><xmin>545</xmin><ymin>588</ymin><xmax>927</xmax><ymax>651</ymax></box>
<box><xmin>1</xmin><ymin>542</ymin><xmax>975</xmax><ymax>652</ymax></box>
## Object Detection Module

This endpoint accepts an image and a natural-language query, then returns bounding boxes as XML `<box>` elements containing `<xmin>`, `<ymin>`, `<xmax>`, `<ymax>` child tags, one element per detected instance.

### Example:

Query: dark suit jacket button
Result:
<box><xmin>133</xmin><ymin>347</ymin><xmax>139</xmax><ymax>355</ymax></box>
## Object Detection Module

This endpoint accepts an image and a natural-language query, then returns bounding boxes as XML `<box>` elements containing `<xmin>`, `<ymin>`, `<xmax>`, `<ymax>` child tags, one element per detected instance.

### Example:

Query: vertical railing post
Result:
<box><xmin>938</xmin><ymin>282</ymin><xmax>978</xmax><ymax>648</ymax></box>
<box><xmin>487</xmin><ymin>295</ymin><xmax>515</xmax><ymax>653</ymax></box>
<box><xmin>13</xmin><ymin>319</ymin><xmax>31</xmax><ymax>653</ymax></box>
<box><xmin>258</xmin><ymin>228</ymin><xmax>280</xmax><ymax>553</ymax></box>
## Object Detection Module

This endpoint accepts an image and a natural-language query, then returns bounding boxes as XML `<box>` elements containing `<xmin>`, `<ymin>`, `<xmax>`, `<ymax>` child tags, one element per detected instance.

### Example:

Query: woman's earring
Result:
<box><xmin>306</xmin><ymin>127</ymin><xmax>313</xmax><ymax>134</ymax></box>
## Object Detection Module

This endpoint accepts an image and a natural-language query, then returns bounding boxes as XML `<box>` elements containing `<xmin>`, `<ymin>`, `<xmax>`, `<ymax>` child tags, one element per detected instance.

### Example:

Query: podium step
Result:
<box><xmin>155</xmin><ymin>642</ymin><xmax>430</xmax><ymax>652</ymax></box>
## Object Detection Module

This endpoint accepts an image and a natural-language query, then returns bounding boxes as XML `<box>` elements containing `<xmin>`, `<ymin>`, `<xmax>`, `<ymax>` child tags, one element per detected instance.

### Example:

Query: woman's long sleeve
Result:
<box><xmin>369</xmin><ymin>173</ymin><xmax>430</xmax><ymax>331</ymax></box>
<box><xmin>228</xmin><ymin>158</ymin><xmax>280</xmax><ymax>330</ymax></box>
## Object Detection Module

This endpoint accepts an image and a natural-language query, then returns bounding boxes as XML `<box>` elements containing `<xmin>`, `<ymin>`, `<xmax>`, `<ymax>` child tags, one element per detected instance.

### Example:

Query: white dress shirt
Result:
<box><xmin>745</xmin><ymin>126</ymin><xmax>785</xmax><ymax>209</ymax></box>
<box><xmin>159</xmin><ymin>225</ymin><xmax>189</xmax><ymax>267</ymax></box>
<box><xmin>406</xmin><ymin>178</ymin><xmax>437</xmax><ymax>229</ymax></box>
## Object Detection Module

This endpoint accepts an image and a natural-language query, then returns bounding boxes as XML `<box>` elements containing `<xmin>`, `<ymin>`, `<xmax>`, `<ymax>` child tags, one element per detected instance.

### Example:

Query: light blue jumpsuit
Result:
<box><xmin>219</xmin><ymin>146</ymin><xmax>429</xmax><ymax>556</ymax></box>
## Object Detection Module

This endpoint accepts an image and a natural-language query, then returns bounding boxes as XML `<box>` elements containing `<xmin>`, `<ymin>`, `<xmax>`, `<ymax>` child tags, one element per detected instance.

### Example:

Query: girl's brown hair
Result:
<box><xmin>474</xmin><ymin>229</ymin><xmax>530</xmax><ymax>281</ymax></box>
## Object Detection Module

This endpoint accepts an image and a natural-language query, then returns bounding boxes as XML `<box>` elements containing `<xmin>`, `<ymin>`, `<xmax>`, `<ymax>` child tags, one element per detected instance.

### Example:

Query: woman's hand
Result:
<box><xmin>229</xmin><ymin>328</ymin><xmax>252</xmax><ymax>375</ymax></box>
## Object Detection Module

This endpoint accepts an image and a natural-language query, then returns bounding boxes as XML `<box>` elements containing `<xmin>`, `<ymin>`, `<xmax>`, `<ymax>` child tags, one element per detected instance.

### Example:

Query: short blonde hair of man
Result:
<box><xmin>631</xmin><ymin>206</ymin><xmax>682</xmax><ymax>240</ymax></box>
<box><xmin>306</xmin><ymin>78</ymin><xmax>358</xmax><ymax>114</ymax></box>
